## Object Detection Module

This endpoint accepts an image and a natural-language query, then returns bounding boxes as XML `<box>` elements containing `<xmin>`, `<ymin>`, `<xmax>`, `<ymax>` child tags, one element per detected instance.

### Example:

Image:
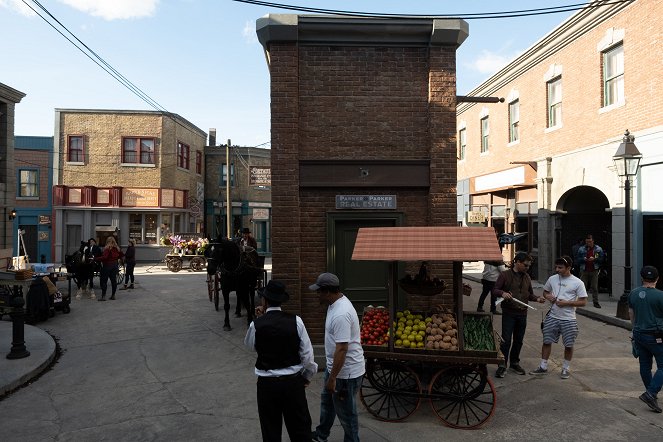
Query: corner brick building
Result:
<box><xmin>257</xmin><ymin>15</ymin><xmax>469</xmax><ymax>341</ymax></box>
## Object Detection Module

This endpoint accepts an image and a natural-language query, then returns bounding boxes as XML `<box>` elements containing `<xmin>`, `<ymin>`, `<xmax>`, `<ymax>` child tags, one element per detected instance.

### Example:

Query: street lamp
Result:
<box><xmin>613</xmin><ymin>129</ymin><xmax>642</xmax><ymax>320</ymax></box>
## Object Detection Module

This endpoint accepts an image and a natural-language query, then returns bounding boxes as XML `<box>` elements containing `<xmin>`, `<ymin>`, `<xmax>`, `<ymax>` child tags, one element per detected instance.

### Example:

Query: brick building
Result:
<box><xmin>52</xmin><ymin>109</ymin><xmax>207</xmax><ymax>262</ymax></box>
<box><xmin>257</xmin><ymin>15</ymin><xmax>468</xmax><ymax>341</ymax></box>
<box><xmin>0</xmin><ymin>82</ymin><xmax>25</xmax><ymax>254</ymax></box>
<box><xmin>456</xmin><ymin>0</ymin><xmax>663</xmax><ymax>290</ymax></box>
<box><xmin>204</xmin><ymin>134</ymin><xmax>272</xmax><ymax>253</ymax></box>
<box><xmin>14</xmin><ymin>136</ymin><xmax>54</xmax><ymax>263</ymax></box>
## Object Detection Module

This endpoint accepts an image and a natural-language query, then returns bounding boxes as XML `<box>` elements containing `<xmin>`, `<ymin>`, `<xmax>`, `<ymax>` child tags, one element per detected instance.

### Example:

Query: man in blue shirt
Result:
<box><xmin>575</xmin><ymin>234</ymin><xmax>606</xmax><ymax>308</ymax></box>
<box><xmin>629</xmin><ymin>266</ymin><xmax>663</xmax><ymax>413</ymax></box>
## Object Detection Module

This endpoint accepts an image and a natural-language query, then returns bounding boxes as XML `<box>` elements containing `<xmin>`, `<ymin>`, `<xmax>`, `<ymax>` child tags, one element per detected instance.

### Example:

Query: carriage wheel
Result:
<box><xmin>167</xmin><ymin>257</ymin><xmax>182</xmax><ymax>272</ymax></box>
<box><xmin>190</xmin><ymin>257</ymin><xmax>205</xmax><ymax>272</ymax></box>
<box><xmin>207</xmin><ymin>276</ymin><xmax>214</xmax><ymax>302</ymax></box>
<box><xmin>428</xmin><ymin>365</ymin><xmax>496</xmax><ymax>429</ymax></box>
<box><xmin>360</xmin><ymin>361</ymin><xmax>421</xmax><ymax>422</ymax></box>
<box><xmin>213</xmin><ymin>272</ymin><xmax>220</xmax><ymax>312</ymax></box>
<box><xmin>117</xmin><ymin>264</ymin><xmax>125</xmax><ymax>284</ymax></box>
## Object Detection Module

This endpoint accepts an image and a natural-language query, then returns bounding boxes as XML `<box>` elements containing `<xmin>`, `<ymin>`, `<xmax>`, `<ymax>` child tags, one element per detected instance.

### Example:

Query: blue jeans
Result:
<box><xmin>500</xmin><ymin>312</ymin><xmax>528</xmax><ymax>366</ymax></box>
<box><xmin>634</xmin><ymin>331</ymin><xmax>663</xmax><ymax>398</ymax></box>
<box><xmin>314</xmin><ymin>370</ymin><xmax>362</xmax><ymax>442</ymax></box>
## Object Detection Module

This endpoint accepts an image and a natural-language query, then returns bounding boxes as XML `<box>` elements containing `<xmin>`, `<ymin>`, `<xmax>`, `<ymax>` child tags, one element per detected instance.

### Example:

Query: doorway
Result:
<box><xmin>643</xmin><ymin>216</ymin><xmax>663</xmax><ymax>290</ymax></box>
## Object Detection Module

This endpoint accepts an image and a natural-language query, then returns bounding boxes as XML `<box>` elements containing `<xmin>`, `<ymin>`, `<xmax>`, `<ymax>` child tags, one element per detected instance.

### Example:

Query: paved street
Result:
<box><xmin>1</xmin><ymin>264</ymin><xmax>662</xmax><ymax>441</ymax></box>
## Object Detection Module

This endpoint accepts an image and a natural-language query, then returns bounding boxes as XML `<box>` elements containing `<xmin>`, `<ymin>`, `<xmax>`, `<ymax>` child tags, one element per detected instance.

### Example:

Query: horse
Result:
<box><xmin>64</xmin><ymin>249</ymin><xmax>95</xmax><ymax>300</ymax></box>
<box><xmin>207</xmin><ymin>236</ymin><xmax>260</xmax><ymax>331</ymax></box>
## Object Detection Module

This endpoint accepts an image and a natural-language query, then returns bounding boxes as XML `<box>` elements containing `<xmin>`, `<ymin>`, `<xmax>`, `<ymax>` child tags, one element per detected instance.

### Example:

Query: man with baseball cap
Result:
<box><xmin>244</xmin><ymin>280</ymin><xmax>318</xmax><ymax>441</ymax></box>
<box><xmin>310</xmin><ymin>273</ymin><xmax>364</xmax><ymax>442</ymax></box>
<box><xmin>629</xmin><ymin>265</ymin><xmax>663</xmax><ymax>413</ymax></box>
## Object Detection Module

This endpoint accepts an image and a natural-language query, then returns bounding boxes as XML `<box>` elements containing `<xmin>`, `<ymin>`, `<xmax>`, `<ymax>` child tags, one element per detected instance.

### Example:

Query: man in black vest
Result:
<box><xmin>244</xmin><ymin>280</ymin><xmax>318</xmax><ymax>442</ymax></box>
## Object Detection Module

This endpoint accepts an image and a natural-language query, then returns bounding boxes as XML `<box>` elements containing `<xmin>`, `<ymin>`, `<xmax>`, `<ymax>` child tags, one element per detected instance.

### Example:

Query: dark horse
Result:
<box><xmin>207</xmin><ymin>236</ymin><xmax>260</xmax><ymax>331</ymax></box>
<box><xmin>64</xmin><ymin>248</ymin><xmax>95</xmax><ymax>299</ymax></box>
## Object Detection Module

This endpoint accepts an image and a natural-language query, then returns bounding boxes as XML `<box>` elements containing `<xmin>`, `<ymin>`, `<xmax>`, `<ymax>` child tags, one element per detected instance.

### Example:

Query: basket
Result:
<box><xmin>398</xmin><ymin>280</ymin><xmax>447</xmax><ymax>296</ymax></box>
<box><xmin>462</xmin><ymin>283</ymin><xmax>472</xmax><ymax>297</ymax></box>
<box><xmin>14</xmin><ymin>269</ymin><xmax>34</xmax><ymax>280</ymax></box>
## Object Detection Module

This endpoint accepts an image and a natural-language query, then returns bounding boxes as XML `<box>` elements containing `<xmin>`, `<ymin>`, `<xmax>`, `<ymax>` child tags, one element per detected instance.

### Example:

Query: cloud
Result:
<box><xmin>242</xmin><ymin>20</ymin><xmax>258</xmax><ymax>44</ymax></box>
<box><xmin>58</xmin><ymin>0</ymin><xmax>159</xmax><ymax>20</ymax></box>
<box><xmin>467</xmin><ymin>49</ymin><xmax>515</xmax><ymax>75</ymax></box>
<box><xmin>0</xmin><ymin>0</ymin><xmax>36</xmax><ymax>16</ymax></box>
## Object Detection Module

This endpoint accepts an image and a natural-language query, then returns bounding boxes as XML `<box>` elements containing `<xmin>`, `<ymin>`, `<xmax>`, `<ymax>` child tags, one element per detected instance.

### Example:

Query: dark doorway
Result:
<box><xmin>328</xmin><ymin>213</ymin><xmax>404</xmax><ymax>313</ymax></box>
<box><xmin>18</xmin><ymin>225</ymin><xmax>37</xmax><ymax>264</ymax></box>
<box><xmin>643</xmin><ymin>216</ymin><xmax>663</xmax><ymax>290</ymax></box>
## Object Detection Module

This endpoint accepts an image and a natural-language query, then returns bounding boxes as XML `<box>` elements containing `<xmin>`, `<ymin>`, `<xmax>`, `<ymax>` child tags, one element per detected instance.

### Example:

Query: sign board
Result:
<box><xmin>335</xmin><ymin>195</ymin><xmax>397</xmax><ymax>210</ymax></box>
<box><xmin>250</xmin><ymin>166</ymin><xmax>271</xmax><ymax>186</ymax></box>
<box><xmin>38</xmin><ymin>231</ymin><xmax>49</xmax><ymax>241</ymax></box>
<box><xmin>39</xmin><ymin>215</ymin><xmax>51</xmax><ymax>225</ymax></box>
<box><xmin>467</xmin><ymin>211</ymin><xmax>486</xmax><ymax>223</ymax></box>
<box><xmin>253</xmin><ymin>208</ymin><xmax>269</xmax><ymax>220</ymax></box>
<box><xmin>122</xmin><ymin>188</ymin><xmax>159</xmax><ymax>207</ymax></box>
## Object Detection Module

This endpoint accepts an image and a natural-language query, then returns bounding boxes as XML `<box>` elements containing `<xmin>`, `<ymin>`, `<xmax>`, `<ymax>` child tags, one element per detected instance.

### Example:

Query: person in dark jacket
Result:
<box><xmin>94</xmin><ymin>236</ymin><xmax>124</xmax><ymax>301</ymax></box>
<box><xmin>244</xmin><ymin>280</ymin><xmax>317</xmax><ymax>442</ymax></box>
<box><xmin>120</xmin><ymin>239</ymin><xmax>136</xmax><ymax>290</ymax></box>
<box><xmin>84</xmin><ymin>238</ymin><xmax>102</xmax><ymax>291</ymax></box>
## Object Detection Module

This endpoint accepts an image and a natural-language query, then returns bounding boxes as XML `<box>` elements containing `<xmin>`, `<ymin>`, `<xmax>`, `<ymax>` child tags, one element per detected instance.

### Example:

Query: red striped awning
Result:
<box><xmin>352</xmin><ymin>227</ymin><xmax>503</xmax><ymax>262</ymax></box>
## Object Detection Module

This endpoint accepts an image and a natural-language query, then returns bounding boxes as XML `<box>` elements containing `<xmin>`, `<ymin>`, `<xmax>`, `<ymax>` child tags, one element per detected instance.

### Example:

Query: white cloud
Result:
<box><xmin>242</xmin><ymin>20</ymin><xmax>258</xmax><ymax>44</ymax></box>
<box><xmin>0</xmin><ymin>0</ymin><xmax>36</xmax><ymax>16</ymax></box>
<box><xmin>468</xmin><ymin>49</ymin><xmax>513</xmax><ymax>75</ymax></box>
<box><xmin>58</xmin><ymin>0</ymin><xmax>159</xmax><ymax>20</ymax></box>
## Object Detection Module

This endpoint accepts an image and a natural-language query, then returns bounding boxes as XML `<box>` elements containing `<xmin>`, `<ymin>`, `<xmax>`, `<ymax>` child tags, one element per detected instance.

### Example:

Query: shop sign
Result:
<box><xmin>175</xmin><ymin>190</ymin><xmax>185</xmax><ymax>208</ymax></box>
<box><xmin>253</xmin><ymin>208</ymin><xmax>269</xmax><ymax>220</ymax></box>
<box><xmin>335</xmin><ymin>195</ymin><xmax>396</xmax><ymax>209</ymax></box>
<box><xmin>467</xmin><ymin>211</ymin><xmax>486</xmax><ymax>223</ymax></box>
<box><xmin>38</xmin><ymin>231</ymin><xmax>49</xmax><ymax>241</ymax></box>
<box><xmin>161</xmin><ymin>189</ymin><xmax>174</xmax><ymax>207</ymax></box>
<box><xmin>250</xmin><ymin>166</ymin><xmax>271</xmax><ymax>186</ymax></box>
<box><xmin>39</xmin><ymin>215</ymin><xmax>51</xmax><ymax>225</ymax></box>
<box><xmin>68</xmin><ymin>188</ymin><xmax>82</xmax><ymax>203</ymax></box>
<box><xmin>122</xmin><ymin>188</ymin><xmax>159</xmax><ymax>207</ymax></box>
<box><xmin>97</xmin><ymin>189</ymin><xmax>110</xmax><ymax>204</ymax></box>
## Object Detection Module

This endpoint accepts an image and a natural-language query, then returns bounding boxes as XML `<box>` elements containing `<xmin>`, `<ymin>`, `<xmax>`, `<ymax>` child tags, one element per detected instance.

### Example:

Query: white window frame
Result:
<box><xmin>603</xmin><ymin>44</ymin><xmax>624</xmax><ymax>108</ymax></box>
<box><xmin>458</xmin><ymin>128</ymin><xmax>466</xmax><ymax>160</ymax></box>
<box><xmin>547</xmin><ymin>77</ymin><xmax>562</xmax><ymax>129</ymax></box>
<box><xmin>18</xmin><ymin>169</ymin><xmax>39</xmax><ymax>198</ymax></box>
<box><xmin>480</xmin><ymin>117</ymin><xmax>489</xmax><ymax>154</ymax></box>
<box><xmin>509</xmin><ymin>100</ymin><xmax>520</xmax><ymax>143</ymax></box>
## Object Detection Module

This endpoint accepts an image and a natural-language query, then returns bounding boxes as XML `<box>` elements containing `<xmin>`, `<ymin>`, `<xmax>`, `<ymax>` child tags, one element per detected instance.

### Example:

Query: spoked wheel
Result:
<box><xmin>167</xmin><ymin>257</ymin><xmax>182</xmax><ymax>272</ymax></box>
<box><xmin>429</xmin><ymin>364</ymin><xmax>496</xmax><ymax>429</ymax></box>
<box><xmin>116</xmin><ymin>264</ymin><xmax>125</xmax><ymax>284</ymax></box>
<box><xmin>213</xmin><ymin>272</ymin><xmax>220</xmax><ymax>312</ymax></box>
<box><xmin>360</xmin><ymin>361</ymin><xmax>422</xmax><ymax>422</ymax></box>
<box><xmin>207</xmin><ymin>275</ymin><xmax>214</xmax><ymax>302</ymax></box>
<box><xmin>190</xmin><ymin>257</ymin><xmax>206</xmax><ymax>272</ymax></box>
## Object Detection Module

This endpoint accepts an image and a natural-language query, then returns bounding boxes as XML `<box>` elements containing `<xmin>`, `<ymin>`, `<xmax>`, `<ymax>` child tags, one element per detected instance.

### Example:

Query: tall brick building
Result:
<box><xmin>257</xmin><ymin>15</ymin><xmax>468</xmax><ymax>340</ymax></box>
<box><xmin>456</xmin><ymin>0</ymin><xmax>663</xmax><ymax>291</ymax></box>
<box><xmin>52</xmin><ymin>109</ymin><xmax>207</xmax><ymax>262</ymax></box>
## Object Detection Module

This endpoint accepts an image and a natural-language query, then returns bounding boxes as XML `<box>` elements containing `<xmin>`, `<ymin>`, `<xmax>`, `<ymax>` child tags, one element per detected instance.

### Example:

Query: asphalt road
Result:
<box><xmin>1</xmin><ymin>265</ymin><xmax>661</xmax><ymax>441</ymax></box>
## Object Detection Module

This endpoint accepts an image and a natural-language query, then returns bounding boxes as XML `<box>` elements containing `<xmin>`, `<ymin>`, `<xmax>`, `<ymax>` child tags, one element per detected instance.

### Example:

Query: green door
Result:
<box><xmin>332</xmin><ymin>217</ymin><xmax>399</xmax><ymax>313</ymax></box>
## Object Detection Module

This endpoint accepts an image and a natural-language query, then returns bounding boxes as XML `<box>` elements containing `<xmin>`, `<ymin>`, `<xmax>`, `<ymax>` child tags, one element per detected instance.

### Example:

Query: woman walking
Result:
<box><xmin>95</xmin><ymin>236</ymin><xmax>124</xmax><ymax>301</ymax></box>
<box><xmin>120</xmin><ymin>239</ymin><xmax>136</xmax><ymax>290</ymax></box>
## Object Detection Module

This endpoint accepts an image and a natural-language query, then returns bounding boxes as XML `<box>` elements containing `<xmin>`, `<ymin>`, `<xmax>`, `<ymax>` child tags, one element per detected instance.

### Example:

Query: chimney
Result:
<box><xmin>209</xmin><ymin>128</ymin><xmax>216</xmax><ymax>146</ymax></box>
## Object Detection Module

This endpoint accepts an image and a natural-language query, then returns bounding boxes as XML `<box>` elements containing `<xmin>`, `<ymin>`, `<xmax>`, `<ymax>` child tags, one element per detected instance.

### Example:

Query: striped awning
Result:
<box><xmin>352</xmin><ymin>227</ymin><xmax>503</xmax><ymax>262</ymax></box>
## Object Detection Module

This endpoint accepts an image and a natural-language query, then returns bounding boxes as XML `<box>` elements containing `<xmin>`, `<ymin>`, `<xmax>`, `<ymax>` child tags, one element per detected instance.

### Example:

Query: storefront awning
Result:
<box><xmin>352</xmin><ymin>227</ymin><xmax>503</xmax><ymax>262</ymax></box>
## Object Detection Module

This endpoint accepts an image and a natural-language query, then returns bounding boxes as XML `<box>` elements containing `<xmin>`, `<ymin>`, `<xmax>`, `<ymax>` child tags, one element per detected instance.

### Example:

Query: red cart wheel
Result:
<box><xmin>360</xmin><ymin>361</ymin><xmax>421</xmax><ymax>422</ymax></box>
<box><xmin>429</xmin><ymin>365</ymin><xmax>496</xmax><ymax>429</ymax></box>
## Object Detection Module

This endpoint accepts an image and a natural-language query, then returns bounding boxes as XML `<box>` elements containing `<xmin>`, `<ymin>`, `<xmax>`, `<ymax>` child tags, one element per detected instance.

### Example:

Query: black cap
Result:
<box><xmin>258</xmin><ymin>280</ymin><xmax>289</xmax><ymax>302</ymax></box>
<box><xmin>641</xmin><ymin>266</ymin><xmax>659</xmax><ymax>281</ymax></box>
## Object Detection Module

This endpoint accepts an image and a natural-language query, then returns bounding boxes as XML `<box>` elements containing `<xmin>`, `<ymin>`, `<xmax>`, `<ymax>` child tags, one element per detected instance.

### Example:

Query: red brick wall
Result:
<box><xmin>15</xmin><ymin>149</ymin><xmax>51</xmax><ymax>208</ymax></box>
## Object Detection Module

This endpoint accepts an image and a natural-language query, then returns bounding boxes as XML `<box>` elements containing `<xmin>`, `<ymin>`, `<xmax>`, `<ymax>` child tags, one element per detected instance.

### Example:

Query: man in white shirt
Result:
<box><xmin>245</xmin><ymin>280</ymin><xmax>318</xmax><ymax>441</ymax></box>
<box><xmin>310</xmin><ymin>273</ymin><xmax>364</xmax><ymax>442</ymax></box>
<box><xmin>530</xmin><ymin>255</ymin><xmax>588</xmax><ymax>379</ymax></box>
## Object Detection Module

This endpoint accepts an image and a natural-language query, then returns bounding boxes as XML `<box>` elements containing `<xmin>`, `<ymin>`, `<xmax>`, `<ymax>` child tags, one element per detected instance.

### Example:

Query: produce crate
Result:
<box><xmin>360</xmin><ymin>306</ymin><xmax>389</xmax><ymax>350</ymax></box>
<box><xmin>462</xmin><ymin>312</ymin><xmax>499</xmax><ymax>358</ymax></box>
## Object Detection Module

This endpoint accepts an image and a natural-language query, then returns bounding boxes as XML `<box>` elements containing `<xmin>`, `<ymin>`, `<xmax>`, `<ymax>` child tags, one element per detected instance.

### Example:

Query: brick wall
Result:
<box><xmin>15</xmin><ymin>149</ymin><xmax>50</xmax><ymax>208</ymax></box>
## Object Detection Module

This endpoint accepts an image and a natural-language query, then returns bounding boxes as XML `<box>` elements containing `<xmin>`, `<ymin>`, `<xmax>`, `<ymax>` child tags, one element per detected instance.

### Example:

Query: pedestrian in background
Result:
<box><xmin>477</xmin><ymin>260</ymin><xmax>506</xmax><ymax>314</ymax></box>
<box><xmin>570</xmin><ymin>237</ymin><xmax>584</xmax><ymax>277</ymax></box>
<box><xmin>244</xmin><ymin>280</ymin><xmax>318</xmax><ymax>441</ymax></box>
<box><xmin>493</xmin><ymin>252</ymin><xmax>545</xmax><ymax>378</ymax></box>
<box><xmin>120</xmin><ymin>239</ymin><xmax>136</xmax><ymax>290</ymax></box>
<box><xmin>629</xmin><ymin>265</ymin><xmax>663</xmax><ymax>413</ymax></box>
<box><xmin>241</xmin><ymin>227</ymin><xmax>258</xmax><ymax>250</ymax></box>
<box><xmin>95</xmin><ymin>236</ymin><xmax>124</xmax><ymax>301</ymax></box>
<box><xmin>310</xmin><ymin>273</ymin><xmax>364</xmax><ymax>442</ymax></box>
<box><xmin>84</xmin><ymin>238</ymin><xmax>102</xmax><ymax>291</ymax></box>
<box><xmin>575</xmin><ymin>234</ymin><xmax>606</xmax><ymax>308</ymax></box>
<box><xmin>530</xmin><ymin>255</ymin><xmax>587</xmax><ymax>379</ymax></box>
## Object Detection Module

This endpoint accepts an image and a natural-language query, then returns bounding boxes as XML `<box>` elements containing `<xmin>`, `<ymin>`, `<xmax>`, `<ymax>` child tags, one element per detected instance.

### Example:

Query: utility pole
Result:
<box><xmin>226</xmin><ymin>139</ymin><xmax>232</xmax><ymax>239</ymax></box>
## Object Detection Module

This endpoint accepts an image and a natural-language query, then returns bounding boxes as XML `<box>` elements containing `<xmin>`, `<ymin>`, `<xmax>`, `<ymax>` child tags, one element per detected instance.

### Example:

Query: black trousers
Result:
<box><xmin>257</xmin><ymin>375</ymin><xmax>312</xmax><ymax>442</ymax></box>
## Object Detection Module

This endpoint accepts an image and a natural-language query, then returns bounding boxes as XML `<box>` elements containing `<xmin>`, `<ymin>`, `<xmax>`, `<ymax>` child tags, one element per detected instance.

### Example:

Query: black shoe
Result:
<box><xmin>110</xmin><ymin>294</ymin><xmax>116</xmax><ymax>300</ymax></box>
<box><xmin>640</xmin><ymin>392</ymin><xmax>663</xmax><ymax>413</ymax></box>
<box><xmin>510</xmin><ymin>364</ymin><xmax>526</xmax><ymax>375</ymax></box>
<box><xmin>495</xmin><ymin>366</ymin><xmax>506</xmax><ymax>378</ymax></box>
<box><xmin>594</xmin><ymin>302</ymin><xmax>602</xmax><ymax>308</ymax></box>
<box><xmin>128</xmin><ymin>284</ymin><xmax>134</xmax><ymax>289</ymax></box>
<box><xmin>312</xmin><ymin>432</ymin><xmax>328</xmax><ymax>442</ymax></box>
<box><xmin>98</xmin><ymin>296</ymin><xmax>106</xmax><ymax>302</ymax></box>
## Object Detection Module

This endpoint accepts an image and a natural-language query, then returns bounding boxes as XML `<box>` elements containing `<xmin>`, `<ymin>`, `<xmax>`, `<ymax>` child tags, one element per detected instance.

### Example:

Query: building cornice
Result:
<box><xmin>457</xmin><ymin>0</ymin><xmax>634</xmax><ymax>114</ymax></box>
<box><xmin>0</xmin><ymin>82</ymin><xmax>26</xmax><ymax>103</ymax></box>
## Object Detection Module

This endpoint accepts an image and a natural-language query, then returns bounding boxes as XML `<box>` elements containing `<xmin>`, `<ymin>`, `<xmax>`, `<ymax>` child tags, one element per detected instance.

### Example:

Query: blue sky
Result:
<box><xmin>1</xmin><ymin>0</ymin><xmax>584</xmax><ymax>146</ymax></box>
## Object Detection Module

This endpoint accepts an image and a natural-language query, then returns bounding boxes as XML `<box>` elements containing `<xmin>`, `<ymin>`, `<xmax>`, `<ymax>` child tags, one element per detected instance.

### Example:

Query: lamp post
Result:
<box><xmin>613</xmin><ymin>130</ymin><xmax>642</xmax><ymax>320</ymax></box>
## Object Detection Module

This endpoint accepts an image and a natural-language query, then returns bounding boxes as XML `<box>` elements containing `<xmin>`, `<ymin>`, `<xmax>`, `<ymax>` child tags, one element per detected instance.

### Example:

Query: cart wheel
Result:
<box><xmin>207</xmin><ymin>276</ymin><xmax>214</xmax><ymax>302</ymax></box>
<box><xmin>360</xmin><ymin>360</ymin><xmax>421</xmax><ymax>422</ymax></box>
<box><xmin>63</xmin><ymin>305</ymin><xmax>71</xmax><ymax>314</ymax></box>
<box><xmin>214</xmin><ymin>272</ymin><xmax>220</xmax><ymax>312</ymax></box>
<box><xmin>428</xmin><ymin>365</ymin><xmax>496</xmax><ymax>429</ymax></box>
<box><xmin>190</xmin><ymin>257</ymin><xmax>205</xmax><ymax>272</ymax></box>
<box><xmin>117</xmin><ymin>264</ymin><xmax>125</xmax><ymax>284</ymax></box>
<box><xmin>167</xmin><ymin>257</ymin><xmax>182</xmax><ymax>272</ymax></box>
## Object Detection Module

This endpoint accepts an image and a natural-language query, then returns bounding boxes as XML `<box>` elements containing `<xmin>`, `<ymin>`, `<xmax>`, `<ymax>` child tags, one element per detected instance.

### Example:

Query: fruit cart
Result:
<box><xmin>352</xmin><ymin>226</ymin><xmax>504</xmax><ymax>429</ymax></box>
<box><xmin>165</xmin><ymin>253</ymin><xmax>207</xmax><ymax>273</ymax></box>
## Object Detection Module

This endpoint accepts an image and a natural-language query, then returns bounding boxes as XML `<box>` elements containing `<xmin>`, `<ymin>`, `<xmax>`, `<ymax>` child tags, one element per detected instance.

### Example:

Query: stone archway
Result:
<box><xmin>557</xmin><ymin>185</ymin><xmax>611</xmax><ymax>273</ymax></box>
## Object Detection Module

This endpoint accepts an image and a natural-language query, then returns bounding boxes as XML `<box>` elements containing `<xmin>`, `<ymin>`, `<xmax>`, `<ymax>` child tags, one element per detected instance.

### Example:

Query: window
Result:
<box><xmin>603</xmin><ymin>44</ymin><xmax>624</xmax><ymax>107</ymax></box>
<box><xmin>547</xmin><ymin>78</ymin><xmax>562</xmax><ymax>128</ymax></box>
<box><xmin>195</xmin><ymin>151</ymin><xmax>202</xmax><ymax>174</ymax></box>
<box><xmin>68</xmin><ymin>135</ymin><xmax>84</xmax><ymax>162</ymax></box>
<box><xmin>458</xmin><ymin>128</ymin><xmax>466</xmax><ymax>160</ymax></box>
<box><xmin>220</xmin><ymin>164</ymin><xmax>235</xmax><ymax>186</ymax></box>
<box><xmin>128</xmin><ymin>213</ymin><xmax>159</xmax><ymax>244</ymax></box>
<box><xmin>122</xmin><ymin>137</ymin><xmax>155</xmax><ymax>164</ymax></box>
<box><xmin>480</xmin><ymin>117</ymin><xmax>489</xmax><ymax>153</ymax></box>
<box><xmin>177</xmin><ymin>142</ymin><xmax>190</xmax><ymax>169</ymax></box>
<box><xmin>18</xmin><ymin>169</ymin><xmax>38</xmax><ymax>197</ymax></box>
<box><xmin>509</xmin><ymin>100</ymin><xmax>520</xmax><ymax>143</ymax></box>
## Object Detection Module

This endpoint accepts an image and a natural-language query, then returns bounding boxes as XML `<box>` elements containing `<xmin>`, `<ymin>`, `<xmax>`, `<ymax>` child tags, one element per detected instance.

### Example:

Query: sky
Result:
<box><xmin>0</xmin><ymin>0</ymin><xmax>588</xmax><ymax>147</ymax></box>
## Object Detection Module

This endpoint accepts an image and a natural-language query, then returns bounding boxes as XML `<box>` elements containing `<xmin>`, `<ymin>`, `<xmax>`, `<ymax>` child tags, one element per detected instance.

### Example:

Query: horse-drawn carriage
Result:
<box><xmin>352</xmin><ymin>226</ymin><xmax>504</xmax><ymax>429</ymax></box>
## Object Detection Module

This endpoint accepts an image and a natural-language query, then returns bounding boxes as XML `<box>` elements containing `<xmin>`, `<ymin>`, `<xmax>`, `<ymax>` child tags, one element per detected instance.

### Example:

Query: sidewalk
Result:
<box><xmin>462</xmin><ymin>261</ymin><xmax>632</xmax><ymax>330</ymax></box>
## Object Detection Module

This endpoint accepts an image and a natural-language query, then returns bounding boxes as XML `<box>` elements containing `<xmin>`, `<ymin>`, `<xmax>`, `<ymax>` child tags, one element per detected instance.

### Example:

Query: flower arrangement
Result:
<box><xmin>163</xmin><ymin>235</ymin><xmax>209</xmax><ymax>255</ymax></box>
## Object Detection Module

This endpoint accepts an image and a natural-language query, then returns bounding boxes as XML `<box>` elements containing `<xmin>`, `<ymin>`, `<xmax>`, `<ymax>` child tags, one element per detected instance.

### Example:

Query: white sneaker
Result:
<box><xmin>560</xmin><ymin>368</ymin><xmax>570</xmax><ymax>379</ymax></box>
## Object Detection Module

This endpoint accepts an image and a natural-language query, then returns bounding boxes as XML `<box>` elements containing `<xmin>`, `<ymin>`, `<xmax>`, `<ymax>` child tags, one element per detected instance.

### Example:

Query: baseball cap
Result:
<box><xmin>641</xmin><ymin>266</ymin><xmax>659</xmax><ymax>281</ymax></box>
<box><xmin>309</xmin><ymin>272</ymin><xmax>340</xmax><ymax>290</ymax></box>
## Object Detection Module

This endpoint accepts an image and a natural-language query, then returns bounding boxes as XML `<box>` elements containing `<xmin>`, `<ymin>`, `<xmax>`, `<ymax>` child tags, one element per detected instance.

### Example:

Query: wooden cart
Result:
<box><xmin>165</xmin><ymin>253</ymin><xmax>207</xmax><ymax>273</ymax></box>
<box><xmin>352</xmin><ymin>226</ymin><xmax>504</xmax><ymax>429</ymax></box>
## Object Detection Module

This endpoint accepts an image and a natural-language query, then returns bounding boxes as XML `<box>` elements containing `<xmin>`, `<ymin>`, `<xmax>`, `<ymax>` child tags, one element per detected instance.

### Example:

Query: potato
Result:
<box><xmin>434</xmin><ymin>341</ymin><xmax>440</xmax><ymax>349</ymax></box>
<box><xmin>426</xmin><ymin>326</ymin><xmax>432</xmax><ymax>334</ymax></box>
<box><xmin>450</xmin><ymin>345</ymin><xmax>458</xmax><ymax>351</ymax></box>
<box><xmin>451</xmin><ymin>337</ymin><xmax>458</xmax><ymax>345</ymax></box>
<box><xmin>441</xmin><ymin>342</ymin><xmax>451</xmax><ymax>350</ymax></box>
<box><xmin>425</xmin><ymin>341</ymin><xmax>434</xmax><ymax>350</ymax></box>
<box><xmin>445</xmin><ymin>329</ymin><xmax>456</xmax><ymax>337</ymax></box>
<box><xmin>443</xmin><ymin>335</ymin><xmax>452</xmax><ymax>343</ymax></box>
<box><xmin>426</xmin><ymin>336</ymin><xmax>435</xmax><ymax>342</ymax></box>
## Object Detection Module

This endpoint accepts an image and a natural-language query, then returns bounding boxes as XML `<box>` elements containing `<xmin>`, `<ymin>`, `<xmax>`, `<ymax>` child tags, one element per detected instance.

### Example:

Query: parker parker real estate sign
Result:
<box><xmin>335</xmin><ymin>195</ymin><xmax>397</xmax><ymax>209</ymax></box>
<box><xmin>249</xmin><ymin>166</ymin><xmax>271</xmax><ymax>186</ymax></box>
